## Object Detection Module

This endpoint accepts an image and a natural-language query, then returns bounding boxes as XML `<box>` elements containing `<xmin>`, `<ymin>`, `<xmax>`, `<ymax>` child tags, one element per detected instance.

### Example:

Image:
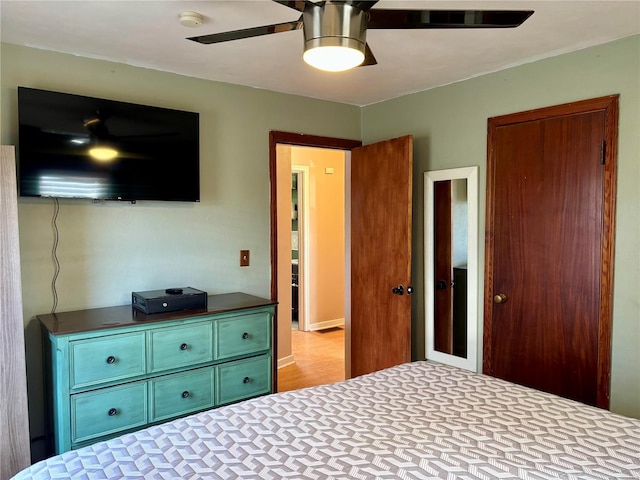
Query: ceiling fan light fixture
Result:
<box><xmin>303</xmin><ymin>38</ymin><xmax>365</xmax><ymax>72</ymax></box>
<box><xmin>302</xmin><ymin>3</ymin><xmax>367</xmax><ymax>72</ymax></box>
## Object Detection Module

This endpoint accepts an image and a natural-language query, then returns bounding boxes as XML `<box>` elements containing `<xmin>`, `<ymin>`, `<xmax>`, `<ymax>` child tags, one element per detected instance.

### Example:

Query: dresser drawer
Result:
<box><xmin>149</xmin><ymin>321</ymin><xmax>213</xmax><ymax>373</ymax></box>
<box><xmin>216</xmin><ymin>354</ymin><xmax>271</xmax><ymax>405</ymax></box>
<box><xmin>214</xmin><ymin>313</ymin><xmax>271</xmax><ymax>360</ymax></box>
<box><xmin>71</xmin><ymin>382</ymin><xmax>148</xmax><ymax>444</ymax></box>
<box><xmin>70</xmin><ymin>332</ymin><xmax>146</xmax><ymax>389</ymax></box>
<box><xmin>150</xmin><ymin>368</ymin><xmax>215</xmax><ymax>422</ymax></box>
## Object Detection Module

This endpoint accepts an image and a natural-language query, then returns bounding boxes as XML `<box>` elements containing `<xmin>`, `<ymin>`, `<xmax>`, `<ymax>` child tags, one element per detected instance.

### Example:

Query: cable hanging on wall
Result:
<box><xmin>51</xmin><ymin>198</ymin><xmax>60</xmax><ymax>314</ymax></box>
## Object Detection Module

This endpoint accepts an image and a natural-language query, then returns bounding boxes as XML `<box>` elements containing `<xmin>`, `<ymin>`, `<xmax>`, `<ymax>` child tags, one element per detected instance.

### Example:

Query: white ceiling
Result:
<box><xmin>1</xmin><ymin>1</ymin><xmax>639</xmax><ymax>106</ymax></box>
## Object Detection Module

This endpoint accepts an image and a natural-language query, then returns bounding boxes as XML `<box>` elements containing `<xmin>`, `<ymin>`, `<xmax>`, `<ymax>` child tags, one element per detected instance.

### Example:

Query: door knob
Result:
<box><xmin>436</xmin><ymin>280</ymin><xmax>447</xmax><ymax>290</ymax></box>
<box><xmin>494</xmin><ymin>293</ymin><xmax>507</xmax><ymax>304</ymax></box>
<box><xmin>392</xmin><ymin>285</ymin><xmax>404</xmax><ymax>295</ymax></box>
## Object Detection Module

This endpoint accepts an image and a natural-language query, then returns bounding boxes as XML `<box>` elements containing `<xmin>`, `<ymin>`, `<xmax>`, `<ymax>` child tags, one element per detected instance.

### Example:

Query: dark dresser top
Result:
<box><xmin>38</xmin><ymin>292</ymin><xmax>276</xmax><ymax>335</ymax></box>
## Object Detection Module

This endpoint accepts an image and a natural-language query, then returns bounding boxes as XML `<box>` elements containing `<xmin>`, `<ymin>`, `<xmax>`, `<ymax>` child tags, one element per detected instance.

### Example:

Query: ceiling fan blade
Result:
<box><xmin>367</xmin><ymin>9</ymin><xmax>534</xmax><ymax>29</ymax></box>
<box><xmin>272</xmin><ymin>0</ymin><xmax>315</xmax><ymax>12</ymax></box>
<box><xmin>360</xmin><ymin>43</ymin><xmax>377</xmax><ymax>67</ymax></box>
<box><xmin>188</xmin><ymin>19</ymin><xmax>303</xmax><ymax>45</ymax></box>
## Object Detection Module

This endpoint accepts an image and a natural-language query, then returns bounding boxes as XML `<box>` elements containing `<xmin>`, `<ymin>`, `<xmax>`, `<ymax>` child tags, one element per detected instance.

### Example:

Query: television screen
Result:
<box><xmin>17</xmin><ymin>87</ymin><xmax>200</xmax><ymax>202</ymax></box>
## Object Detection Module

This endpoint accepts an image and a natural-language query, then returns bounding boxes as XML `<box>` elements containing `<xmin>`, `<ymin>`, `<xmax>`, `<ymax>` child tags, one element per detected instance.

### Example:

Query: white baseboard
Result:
<box><xmin>277</xmin><ymin>354</ymin><xmax>295</xmax><ymax>369</ymax></box>
<box><xmin>308</xmin><ymin>318</ymin><xmax>345</xmax><ymax>332</ymax></box>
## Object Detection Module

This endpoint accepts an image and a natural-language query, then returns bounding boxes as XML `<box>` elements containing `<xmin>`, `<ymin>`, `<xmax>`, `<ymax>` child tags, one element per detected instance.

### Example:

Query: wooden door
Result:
<box><xmin>484</xmin><ymin>96</ymin><xmax>618</xmax><ymax>408</ymax></box>
<box><xmin>434</xmin><ymin>180</ymin><xmax>453</xmax><ymax>354</ymax></box>
<box><xmin>350</xmin><ymin>136</ymin><xmax>413</xmax><ymax>377</ymax></box>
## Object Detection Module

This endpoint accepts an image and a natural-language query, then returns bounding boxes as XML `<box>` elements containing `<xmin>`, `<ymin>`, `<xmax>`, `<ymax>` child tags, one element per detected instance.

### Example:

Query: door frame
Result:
<box><xmin>269</xmin><ymin>131</ymin><xmax>362</xmax><ymax>390</ymax></box>
<box><xmin>483</xmin><ymin>95</ymin><xmax>619</xmax><ymax>409</ymax></box>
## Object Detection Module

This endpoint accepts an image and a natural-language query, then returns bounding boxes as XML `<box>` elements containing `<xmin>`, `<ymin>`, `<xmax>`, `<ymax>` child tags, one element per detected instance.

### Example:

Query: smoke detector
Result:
<box><xmin>179</xmin><ymin>11</ymin><xmax>203</xmax><ymax>28</ymax></box>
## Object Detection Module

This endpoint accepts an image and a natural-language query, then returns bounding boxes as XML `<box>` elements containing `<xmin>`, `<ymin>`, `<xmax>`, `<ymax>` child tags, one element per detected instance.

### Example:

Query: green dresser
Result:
<box><xmin>39</xmin><ymin>292</ymin><xmax>276</xmax><ymax>454</ymax></box>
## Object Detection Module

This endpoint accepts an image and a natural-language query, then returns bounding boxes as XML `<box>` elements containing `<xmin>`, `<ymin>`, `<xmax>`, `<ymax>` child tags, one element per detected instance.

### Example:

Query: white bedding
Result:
<box><xmin>14</xmin><ymin>361</ymin><xmax>640</xmax><ymax>479</ymax></box>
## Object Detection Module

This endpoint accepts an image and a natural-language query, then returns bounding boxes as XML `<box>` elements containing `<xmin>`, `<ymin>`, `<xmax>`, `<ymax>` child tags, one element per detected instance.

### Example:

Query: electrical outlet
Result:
<box><xmin>240</xmin><ymin>250</ymin><xmax>250</xmax><ymax>267</ymax></box>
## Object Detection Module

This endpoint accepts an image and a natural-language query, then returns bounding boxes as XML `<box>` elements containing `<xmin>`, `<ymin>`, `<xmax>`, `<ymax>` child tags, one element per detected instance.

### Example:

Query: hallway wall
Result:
<box><xmin>291</xmin><ymin>146</ymin><xmax>345</xmax><ymax>331</ymax></box>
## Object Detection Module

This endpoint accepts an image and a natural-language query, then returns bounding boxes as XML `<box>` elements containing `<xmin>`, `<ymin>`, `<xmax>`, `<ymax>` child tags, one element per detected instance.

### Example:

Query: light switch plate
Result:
<box><xmin>240</xmin><ymin>250</ymin><xmax>250</xmax><ymax>267</ymax></box>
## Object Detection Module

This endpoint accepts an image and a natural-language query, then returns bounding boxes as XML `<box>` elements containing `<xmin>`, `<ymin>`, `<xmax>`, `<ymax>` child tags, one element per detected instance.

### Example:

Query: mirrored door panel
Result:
<box><xmin>424</xmin><ymin>166</ymin><xmax>478</xmax><ymax>372</ymax></box>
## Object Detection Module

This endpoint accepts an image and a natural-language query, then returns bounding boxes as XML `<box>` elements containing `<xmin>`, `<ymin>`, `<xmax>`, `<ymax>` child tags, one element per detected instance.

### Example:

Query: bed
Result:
<box><xmin>14</xmin><ymin>361</ymin><xmax>640</xmax><ymax>479</ymax></box>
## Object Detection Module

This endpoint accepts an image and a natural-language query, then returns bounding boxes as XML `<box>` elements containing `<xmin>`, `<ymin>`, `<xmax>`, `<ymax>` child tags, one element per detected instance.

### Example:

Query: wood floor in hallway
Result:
<box><xmin>277</xmin><ymin>327</ymin><xmax>345</xmax><ymax>392</ymax></box>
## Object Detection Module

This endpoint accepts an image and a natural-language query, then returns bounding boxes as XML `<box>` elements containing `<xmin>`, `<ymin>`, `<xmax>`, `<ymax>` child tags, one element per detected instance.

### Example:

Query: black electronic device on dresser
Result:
<box><xmin>132</xmin><ymin>287</ymin><xmax>207</xmax><ymax>314</ymax></box>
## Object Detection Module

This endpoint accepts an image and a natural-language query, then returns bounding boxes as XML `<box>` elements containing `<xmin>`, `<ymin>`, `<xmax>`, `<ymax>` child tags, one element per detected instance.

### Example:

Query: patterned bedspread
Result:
<box><xmin>14</xmin><ymin>361</ymin><xmax>640</xmax><ymax>479</ymax></box>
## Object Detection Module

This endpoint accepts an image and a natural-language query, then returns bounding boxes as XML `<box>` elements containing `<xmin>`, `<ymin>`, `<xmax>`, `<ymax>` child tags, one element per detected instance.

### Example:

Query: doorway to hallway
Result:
<box><xmin>275</xmin><ymin>143</ymin><xmax>347</xmax><ymax>384</ymax></box>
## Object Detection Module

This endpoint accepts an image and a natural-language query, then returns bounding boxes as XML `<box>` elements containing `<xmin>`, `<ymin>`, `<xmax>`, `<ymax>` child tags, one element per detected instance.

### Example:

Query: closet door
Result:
<box><xmin>483</xmin><ymin>97</ymin><xmax>618</xmax><ymax>409</ymax></box>
<box><xmin>1</xmin><ymin>145</ymin><xmax>31</xmax><ymax>477</ymax></box>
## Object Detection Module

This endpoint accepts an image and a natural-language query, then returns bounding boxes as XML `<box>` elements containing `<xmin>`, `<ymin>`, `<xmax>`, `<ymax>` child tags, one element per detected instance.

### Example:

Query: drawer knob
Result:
<box><xmin>243</xmin><ymin>376</ymin><xmax>251</xmax><ymax>384</ymax></box>
<box><xmin>106</xmin><ymin>356</ymin><xmax>116</xmax><ymax>364</ymax></box>
<box><xmin>181</xmin><ymin>390</ymin><xmax>190</xmax><ymax>399</ymax></box>
<box><xmin>108</xmin><ymin>408</ymin><xmax>117</xmax><ymax>416</ymax></box>
<box><xmin>180</xmin><ymin>343</ymin><xmax>188</xmax><ymax>351</ymax></box>
<box><xmin>242</xmin><ymin>332</ymin><xmax>249</xmax><ymax>340</ymax></box>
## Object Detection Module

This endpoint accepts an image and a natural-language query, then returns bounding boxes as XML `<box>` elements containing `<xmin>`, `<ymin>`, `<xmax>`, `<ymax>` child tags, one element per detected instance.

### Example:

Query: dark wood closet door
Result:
<box><xmin>484</xmin><ymin>97</ymin><xmax>618</xmax><ymax>408</ymax></box>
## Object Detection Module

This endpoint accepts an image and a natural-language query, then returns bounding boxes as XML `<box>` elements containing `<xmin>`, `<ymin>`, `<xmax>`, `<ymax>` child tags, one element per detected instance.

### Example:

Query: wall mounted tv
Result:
<box><xmin>17</xmin><ymin>87</ymin><xmax>200</xmax><ymax>202</ymax></box>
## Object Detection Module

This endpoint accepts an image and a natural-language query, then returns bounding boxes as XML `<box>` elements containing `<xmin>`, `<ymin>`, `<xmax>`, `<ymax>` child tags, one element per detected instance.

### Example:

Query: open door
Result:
<box><xmin>270</xmin><ymin>133</ymin><xmax>413</xmax><ymax>386</ymax></box>
<box><xmin>350</xmin><ymin>135</ymin><xmax>413</xmax><ymax>378</ymax></box>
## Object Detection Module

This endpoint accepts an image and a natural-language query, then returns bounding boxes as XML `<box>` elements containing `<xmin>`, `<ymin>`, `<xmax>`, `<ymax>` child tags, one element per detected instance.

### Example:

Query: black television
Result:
<box><xmin>17</xmin><ymin>87</ymin><xmax>200</xmax><ymax>202</ymax></box>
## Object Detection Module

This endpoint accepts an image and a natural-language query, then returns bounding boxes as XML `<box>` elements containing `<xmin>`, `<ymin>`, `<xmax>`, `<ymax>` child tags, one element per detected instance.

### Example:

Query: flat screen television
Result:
<box><xmin>17</xmin><ymin>87</ymin><xmax>200</xmax><ymax>202</ymax></box>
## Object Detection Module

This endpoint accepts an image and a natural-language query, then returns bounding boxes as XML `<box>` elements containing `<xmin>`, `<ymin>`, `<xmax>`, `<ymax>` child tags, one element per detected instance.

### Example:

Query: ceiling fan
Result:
<box><xmin>187</xmin><ymin>1</ymin><xmax>534</xmax><ymax>72</ymax></box>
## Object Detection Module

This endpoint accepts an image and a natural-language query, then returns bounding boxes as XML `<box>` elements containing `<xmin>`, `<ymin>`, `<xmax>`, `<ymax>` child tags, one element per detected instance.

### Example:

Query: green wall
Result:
<box><xmin>362</xmin><ymin>34</ymin><xmax>640</xmax><ymax>418</ymax></box>
<box><xmin>0</xmin><ymin>43</ymin><xmax>361</xmax><ymax>459</ymax></box>
<box><xmin>1</xmin><ymin>45</ymin><xmax>360</xmax><ymax>324</ymax></box>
